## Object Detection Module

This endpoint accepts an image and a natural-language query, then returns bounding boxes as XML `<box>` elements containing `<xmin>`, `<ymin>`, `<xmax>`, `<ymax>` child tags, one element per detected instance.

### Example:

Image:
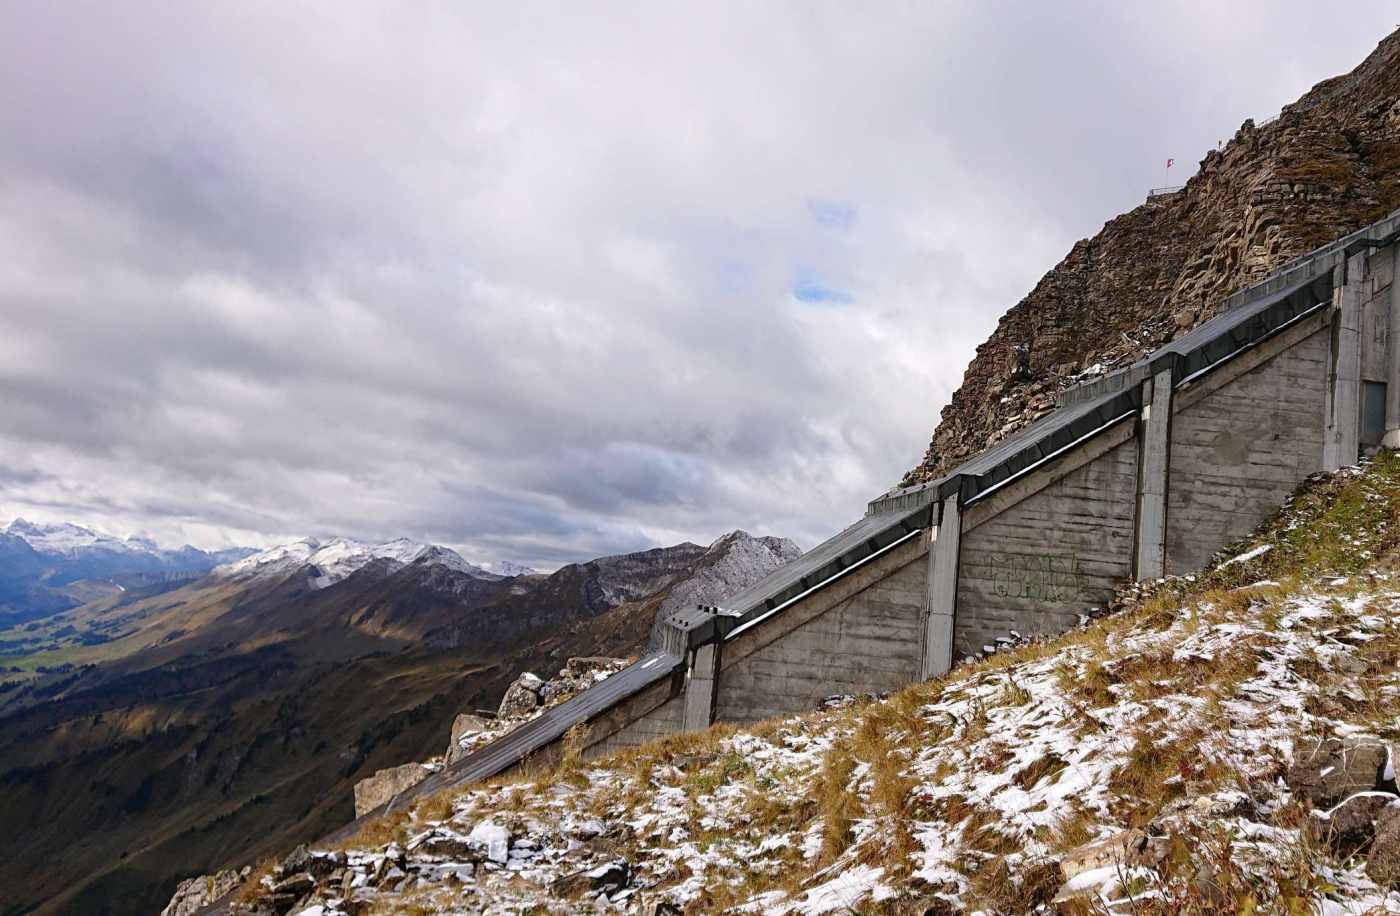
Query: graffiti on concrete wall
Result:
<box><xmin>968</xmin><ymin>551</ymin><xmax>1084</xmax><ymax>602</ymax></box>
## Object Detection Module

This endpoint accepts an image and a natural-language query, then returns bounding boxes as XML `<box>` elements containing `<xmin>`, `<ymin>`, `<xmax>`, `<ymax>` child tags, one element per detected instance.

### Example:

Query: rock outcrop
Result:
<box><xmin>158</xmin><ymin>869</ymin><xmax>244</xmax><ymax>916</ymax></box>
<box><xmin>903</xmin><ymin>28</ymin><xmax>1400</xmax><ymax>487</ymax></box>
<box><xmin>446</xmin><ymin>657</ymin><xmax>633</xmax><ymax>763</ymax></box>
<box><xmin>446</xmin><ymin>712</ymin><xmax>493</xmax><ymax>764</ymax></box>
<box><xmin>648</xmin><ymin>529</ymin><xmax>801</xmax><ymax>644</ymax></box>
<box><xmin>1282</xmin><ymin>735</ymin><xmax>1400</xmax><ymax>880</ymax></box>
<box><xmin>1287</xmin><ymin>735</ymin><xmax>1394</xmax><ymax>807</ymax></box>
<box><xmin>496</xmin><ymin>671</ymin><xmax>546</xmax><ymax>718</ymax></box>
<box><xmin>352</xmin><ymin>762</ymin><xmax>439</xmax><ymax>818</ymax></box>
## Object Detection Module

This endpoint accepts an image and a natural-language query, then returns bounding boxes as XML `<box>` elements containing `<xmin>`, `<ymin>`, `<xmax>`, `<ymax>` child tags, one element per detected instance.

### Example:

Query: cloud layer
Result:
<box><xmin>1</xmin><ymin>3</ymin><xmax>1394</xmax><ymax>567</ymax></box>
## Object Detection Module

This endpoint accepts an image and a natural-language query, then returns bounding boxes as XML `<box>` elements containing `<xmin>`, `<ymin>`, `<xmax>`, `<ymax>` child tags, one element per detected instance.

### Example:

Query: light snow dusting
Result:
<box><xmin>225</xmin><ymin>458</ymin><xmax>1400</xmax><ymax>914</ymax></box>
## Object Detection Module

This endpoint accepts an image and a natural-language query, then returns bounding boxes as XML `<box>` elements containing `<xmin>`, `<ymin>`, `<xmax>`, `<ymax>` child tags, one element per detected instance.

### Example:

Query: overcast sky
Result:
<box><xmin>0</xmin><ymin>3</ymin><xmax>1395</xmax><ymax>568</ymax></box>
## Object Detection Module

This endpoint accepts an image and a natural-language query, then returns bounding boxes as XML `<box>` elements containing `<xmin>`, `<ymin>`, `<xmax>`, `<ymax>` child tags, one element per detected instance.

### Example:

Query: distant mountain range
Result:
<box><xmin>0</xmin><ymin>519</ymin><xmax>257</xmax><ymax>624</ymax></box>
<box><xmin>0</xmin><ymin>521</ymin><xmax>798</xmax><ymax>916</ymax></box>
<box><xmin>0</xmin><ymin>519</ymin><xmax>541</xmax><ymax>625</ymax></box>
<box><xmin>214</xmin><ymin>536</ymin><xmax>504</xmax><ymax>588</ymax></box>
<box><xmin>5</xmin><ymin>517</ymin><xmax>254</xmax><ymax>579</ymax></box>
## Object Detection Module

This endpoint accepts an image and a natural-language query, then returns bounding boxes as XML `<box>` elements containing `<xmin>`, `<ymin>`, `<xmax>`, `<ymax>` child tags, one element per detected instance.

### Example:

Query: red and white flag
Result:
<box><xmin>1167</xmin><ymin>158</ymin><xmax>1175</xmax><ymax>169</ymax></box>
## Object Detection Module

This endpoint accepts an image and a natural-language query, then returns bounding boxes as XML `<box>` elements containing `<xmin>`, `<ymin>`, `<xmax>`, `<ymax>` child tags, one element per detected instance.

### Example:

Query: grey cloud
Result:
<box><xmin>0</xmin><ymin>3</ymin><xmax>1396</xmax><ymax>568</ymax></box>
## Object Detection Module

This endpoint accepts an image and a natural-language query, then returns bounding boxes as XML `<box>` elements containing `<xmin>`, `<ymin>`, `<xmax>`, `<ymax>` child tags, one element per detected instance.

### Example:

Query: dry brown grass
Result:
<box><xmin>964</xmin><ymin>853</ymin><xmax>1060</xmax><ymax>913</ymax></box>
<box><xmin>816</xmin><ymin>740</ymin><xmax>860</xmax><ymax>864</ymax></box>
<box><xmin>960</xmin><ymin>804</ymin><xmax>1022</xmax><ymax>857</ymax></box>
<box><xmin>857</xmin><ymin>723</ymin><xmax>918</xmax><ymax>876</ymax></box>
<box><xmin>233</xmin><ymin>858</ymin><xmax>277</xmax><ymax>906</ymax></box>
<box><xmin>1012</xmin><ymin>750</ymin><xmax>1068</xmax><ymax>792</ymax></box>
<box><xmin>1106</xmin><ymin>725</ymin><xmax>1239</xmax><ymax>830</ymax></box>
<box><xmin>1046</xmin><ymin>798</ymin><xmax>1097</xmax><ymax>854</ymax></box>
<box><xmin>339</xmin><ymin>808</ymin><xmax>412</xmax><ymax>850</ymax></box>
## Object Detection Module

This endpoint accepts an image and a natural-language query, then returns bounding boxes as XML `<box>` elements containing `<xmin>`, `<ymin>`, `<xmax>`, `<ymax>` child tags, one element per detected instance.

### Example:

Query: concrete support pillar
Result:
<box><xmin>1325</xmin><ymin>255</ymin><xmax>1365</xmax><ymax>470</ymax></box>
<box><xmin>681</xmin><ymin>641</ymin><xmax>720</xmax><ymax>731</ymax></box>
<box><xmin>921</xmin><ymin>495</ymin><xmax>960</xmax><ymax>680</ymax></box>
<box><xmin>1384</xmin><ymin>244</ymin><xmax>1400</xmax><ymax>448</ymax></box>
<box><xmin>1134</xmin><ymin>365</ymin><xmax>1173</xmax><ymax>580</ymax></box>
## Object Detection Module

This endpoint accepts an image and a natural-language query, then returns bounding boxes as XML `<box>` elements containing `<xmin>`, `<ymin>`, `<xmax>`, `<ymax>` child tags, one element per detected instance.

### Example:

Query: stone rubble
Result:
<box><xmin>159</xmin><ymin>868</ymin><xmax>246</xmax><ymax>916</ymax></box>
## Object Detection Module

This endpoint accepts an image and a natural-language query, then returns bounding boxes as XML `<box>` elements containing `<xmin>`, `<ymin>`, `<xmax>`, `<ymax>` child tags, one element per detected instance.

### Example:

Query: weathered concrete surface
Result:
<box><xmin>713</xmin><ymin>536</ymin><xmax>927</xmax><ymax>724</ymax></box>
<box><xmin>682</xmin><ymin>641</ymin><xmax>720</xmax><ymax>731</ymax></box>
<box><xmin>1166</xmin><ymin>324</ymin><xmax>1329</xmax><ymax>575</ymax></box>
<box><xmin>1386</xmin><ymin>244</ymin><xmax>1400</xmax><ymax>446</ymax></box>
<box><xmin>581</xmin><ymin>676</ymin><xmax>683</xmax><ymax>759</ymax></box>
<box><xmin>1134</xmin><ymin>365</ymin><xmax>1174</xmax><ymax>580</ymax></box>
<box><xmin>922</xmin><ymin>497</ymin><xmax>959</xmax><ymax>679</ymax></box>
<box><xmin>1361</xmin><ymin>246</ymin><xmax>1393</xmax><ymax>385</ymax></box>
<box><xmin>955</xmin><ymin>434</ymin><xmax>1138</xmax><ymax>658</ymax></box>
<box><xmin>1325</xmin><ymin>258</ymin><xmax>1364</xmax><ymax>470</ymax></box>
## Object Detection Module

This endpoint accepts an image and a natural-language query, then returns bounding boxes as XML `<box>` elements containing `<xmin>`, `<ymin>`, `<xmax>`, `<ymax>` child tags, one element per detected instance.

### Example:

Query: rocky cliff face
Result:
<box><xmin>903</xmin><ymin>28</ymin><xmax>1400</xmax><ymax>487</ymax></box>
<box><xmin>648</xmin><ymin>530</ymin><xmax>802</xmax><ymax>645</ymax></box>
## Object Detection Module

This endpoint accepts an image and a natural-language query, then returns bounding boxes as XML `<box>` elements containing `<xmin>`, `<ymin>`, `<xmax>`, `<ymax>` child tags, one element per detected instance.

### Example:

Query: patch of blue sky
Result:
<box><xmin>793</xmin><ymin>267</ymin><xmax>854</xmax><ymax>305</ymax></box>
<box><xmin>805</xmin><ymin>198</ymin><xmax>857</xmax><ymax>231</ymax></box>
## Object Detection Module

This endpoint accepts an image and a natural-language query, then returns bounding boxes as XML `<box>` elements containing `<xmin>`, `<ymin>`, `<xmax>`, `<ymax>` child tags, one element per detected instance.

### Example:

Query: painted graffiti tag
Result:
<box><xmin>971</xmin><ymin>551</ymin><xmax>1084</xmax><ymax>602</ymax></box>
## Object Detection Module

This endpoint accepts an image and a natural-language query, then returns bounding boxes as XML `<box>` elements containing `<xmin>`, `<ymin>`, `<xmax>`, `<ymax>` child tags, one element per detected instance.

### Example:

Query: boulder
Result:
<box><xmin>1286</xmin><ymin>737</ymin><xmax>1390</xmax><ymax>807</ymax></box>
<box><xmin>265</xmin><ymin>873</ymin><xmax>315</xmax><ymax>914</ymax></box>
<box><xmin>551</xmin><ymin>859</ymin><xmax>631</xmax><ymax>897</ymax></box>
<box><xmin>1313</xmin><ymin>791</ymin><xmax>1400</xmax><ymax>856</ymax></box>
<box><xmin>304</xmin><ymin>850</ymin><xmax>345</xmax><ymax>879</ymax></box>
<box><xmin>279</xmin><ymin>845</ymin><xmax>311</xmax><ymax>876</ymax></box>
<box><xmin>467</xmin><ymin>820</ymin><xmax>512</xmax><ymax>863</ymax></box>
<box><xmin>497</xmin><ymin>672</ymin><xmax>544</xmax><ymax>718</ymax></box>
<box><xmin>352</xmin><ymin>763</ymin><xmax>434</xmax><ymax>817</ymax></box>
<box><xmin>446</xmin><ymin>713</ymin><xmax>492</xmax><ymax>764</ymax></box>
<box><xmin>418</xmin><ymin>832</ymin><xmax>479</xmax><ymax>860</ymax></box>
<box><xmin>1057</xmin><ymin>830</ymin><xmax>1149</xmax><ymax>882</ymax></box>
<box><xmin>584</xmin><ymin>859</ymin><xmax>632</xmax><ymax>894</ymax></box>
<box><xmin>160</xmin><ymin>869</ymin><xmax>242</xmax><ymax>916</ymax></box>
<box><xmin>1367</xmin><ymin>803</ymin><xmax>1400</xmax><ymax>887</ymax></box>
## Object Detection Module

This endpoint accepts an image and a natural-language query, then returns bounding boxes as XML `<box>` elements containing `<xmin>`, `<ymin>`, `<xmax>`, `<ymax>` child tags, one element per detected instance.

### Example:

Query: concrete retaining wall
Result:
<box><xmin>583</xmin><ymin>685</ymin><xmax>683</xmax><ymax>759</ymax></box>
<box><xmin>450</xmin><ymin>224</ymin><xmax>1400</xmax><ymax>794</ymax></box>
<box><xmin>1362</xmin><ymin>246</ymin><xmax>1394</xmax><ymax>384</ymax></box>
<box><xmin>956</xmin><ymin>433</ymin><xmax>1139</xmax><ymax>657</ymax></box>
<box><xmin>1165</xmin><ymin>325</ymin><xmax>1329</xmax><ymax>574</ymax></box>
<box><xmin>713</xmin><ymin>537</ymin><xmax>927</xmax><ymax>724</ymax></box>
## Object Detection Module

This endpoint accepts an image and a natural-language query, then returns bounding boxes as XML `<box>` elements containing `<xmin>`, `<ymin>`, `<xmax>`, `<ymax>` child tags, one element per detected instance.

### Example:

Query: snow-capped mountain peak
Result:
<box><xmin>216</xmin><ymin>537</ymin><xmax>503</xmax><ymax>589</ymax></box>
<box><xmin>216</xmin><ymin>537</ymin><xmax>324</xmax><ymax>581</ymax></box>
<box><xmin>5</xmin><ymin>518</ymin><xmax>135</xmax><ymax>556</ymax></box>
<box><xmin>0</xmin><ymin>518</ymin><xmax>257</xmax><ymax>596</ymax></box>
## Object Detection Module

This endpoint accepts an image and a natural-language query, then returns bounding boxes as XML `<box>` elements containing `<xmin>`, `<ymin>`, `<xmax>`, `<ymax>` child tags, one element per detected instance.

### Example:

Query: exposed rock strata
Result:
<box><xmin>904</xmin><ymin>29</ymin><xmax>1400</xmax><ymax>487</ymax></box>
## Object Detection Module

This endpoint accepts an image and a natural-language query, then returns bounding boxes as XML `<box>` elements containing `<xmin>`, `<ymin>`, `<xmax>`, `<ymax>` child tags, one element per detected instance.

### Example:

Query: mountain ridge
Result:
<box><xmin>903</xmin><ymin>27</ymin><xmax>1400</xmax><ymax>487</ymax></box>
<box><xmin>0</xmin><ymin>527</ymin><xmax>801</xmax><ymax>916</ymax></box>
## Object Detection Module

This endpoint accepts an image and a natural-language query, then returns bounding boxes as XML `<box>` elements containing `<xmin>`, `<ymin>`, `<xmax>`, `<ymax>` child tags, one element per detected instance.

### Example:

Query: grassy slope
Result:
<box><xmin>293</xmin><ymin>452</ymin><xmax>1400</xmax><ymax>914</ymax></box>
